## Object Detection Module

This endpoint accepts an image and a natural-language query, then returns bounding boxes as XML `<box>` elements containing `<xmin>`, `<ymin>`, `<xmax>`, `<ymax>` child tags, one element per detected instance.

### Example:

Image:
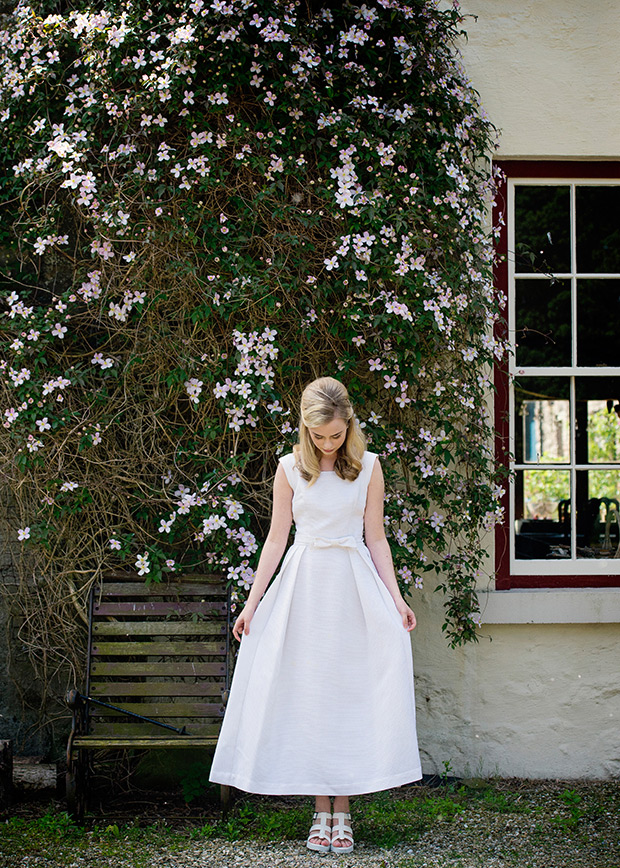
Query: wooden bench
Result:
<box><xmin>65</xmin><ymin>573</ymin><xmax>231</xmax><ymax>820</ymax></box>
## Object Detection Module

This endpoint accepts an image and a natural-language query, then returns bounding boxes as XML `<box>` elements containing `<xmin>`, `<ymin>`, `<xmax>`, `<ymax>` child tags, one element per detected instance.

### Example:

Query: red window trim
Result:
<box><xmin>493</xmin><ymin>159</ymin><xmax>620</xmax><ymax>589</ymax></box>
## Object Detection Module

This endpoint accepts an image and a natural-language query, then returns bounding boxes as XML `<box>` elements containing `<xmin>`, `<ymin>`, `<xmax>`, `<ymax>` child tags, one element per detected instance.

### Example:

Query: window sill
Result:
<box><xmin>478</xmin><ymin>588</ymin><xmax>620</xmax><ymax>624</ymax></box>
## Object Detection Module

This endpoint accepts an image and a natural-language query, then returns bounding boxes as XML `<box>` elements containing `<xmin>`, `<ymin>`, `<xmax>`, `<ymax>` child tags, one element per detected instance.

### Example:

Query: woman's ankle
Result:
<box><xmin>332</xmin><ymin>796</ymin><xmax>350</xmax><ymax>814</ymax></box>
<box><xmin>314</xmin><ymin>795</ymin><xmax>331</xmax><ymax>814</ymax></box>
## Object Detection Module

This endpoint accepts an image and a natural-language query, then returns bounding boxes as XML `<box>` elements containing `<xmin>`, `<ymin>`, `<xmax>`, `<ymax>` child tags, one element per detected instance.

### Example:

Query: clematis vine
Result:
<box><xmin>0</xmin><ymin>0</ymin><xmax>507</xmax><ymax>695</ymax></box>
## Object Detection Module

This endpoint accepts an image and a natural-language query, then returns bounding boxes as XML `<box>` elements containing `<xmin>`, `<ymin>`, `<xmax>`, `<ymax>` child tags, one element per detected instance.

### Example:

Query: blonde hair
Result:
<box><xmin>293</xmin><ymin>377</ymin><xmax>366</xmax><ymax>485</ymax></box>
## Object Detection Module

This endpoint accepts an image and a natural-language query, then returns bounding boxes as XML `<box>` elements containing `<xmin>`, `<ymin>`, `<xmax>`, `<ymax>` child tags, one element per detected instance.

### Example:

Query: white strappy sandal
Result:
<box><xmin>330</xmin><ymin>811</ymin><xmax>354</xmax><ymax>854</ymax></box>
<box><xmin>306</xmin><ymin>811</ymin><xmax>332</xmax><ymax>855</ymax></box>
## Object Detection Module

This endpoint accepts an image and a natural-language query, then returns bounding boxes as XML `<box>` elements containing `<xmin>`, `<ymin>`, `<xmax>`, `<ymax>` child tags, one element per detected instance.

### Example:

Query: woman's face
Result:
<box><xmin>308</xmin><ymin>417</ymin><xmax>348</xmax><ymax>459</ymax></box>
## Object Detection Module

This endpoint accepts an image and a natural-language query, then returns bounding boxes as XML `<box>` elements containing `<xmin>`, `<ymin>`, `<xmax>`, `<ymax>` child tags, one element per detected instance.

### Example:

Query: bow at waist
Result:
<box><xmin>294</xmin><ymin>535</ymin><xmax>363</xmax><ymax>549</ymax></box>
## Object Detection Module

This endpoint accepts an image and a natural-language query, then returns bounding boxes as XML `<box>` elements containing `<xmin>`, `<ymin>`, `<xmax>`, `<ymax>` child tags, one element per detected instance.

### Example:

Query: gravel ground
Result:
<box><xmin>14</xmin><ymin>824</ymin><xmax>612</xmax><ymax>868</ymax></box>
<box><xmin>145</xmin><ymin>839</ymin><xmax>408</xmax><ymax>867</ymax></box>
<box><xmin>3</xmin><ymin>779</ymin><xmax>619</xmax><ymax>868</ymax></box>
<box><xmin>127</xmin><ymin>807</ymin><xmax>618</xmax><ymax>868</ymax></box>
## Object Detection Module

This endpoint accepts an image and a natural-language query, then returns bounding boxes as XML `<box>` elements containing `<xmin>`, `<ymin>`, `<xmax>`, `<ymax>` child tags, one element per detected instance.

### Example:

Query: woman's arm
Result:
<box><xmin>364</xmin><ymin>458</ymin><xmax>417</xmax><ymax>632</ymax></box>
<box><xmin>232</xmin><ymin>463</ymin><xmax>293</xmax><ymax>640</ymax></box>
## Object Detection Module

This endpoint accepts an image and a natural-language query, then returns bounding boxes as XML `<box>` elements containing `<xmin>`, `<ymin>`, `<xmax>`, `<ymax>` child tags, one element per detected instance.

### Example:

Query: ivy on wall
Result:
<box><xmin>0</xmin><ymin>0</ymin><xmax>506</xmax><ymax>691</ymax></box>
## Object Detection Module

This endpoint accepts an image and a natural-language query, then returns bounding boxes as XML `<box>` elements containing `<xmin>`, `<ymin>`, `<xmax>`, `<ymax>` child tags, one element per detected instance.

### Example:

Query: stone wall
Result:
<box><xmin>0</xmin><ymin>495</ymin><xmax>56</xmax><ymax>758</ymax></box>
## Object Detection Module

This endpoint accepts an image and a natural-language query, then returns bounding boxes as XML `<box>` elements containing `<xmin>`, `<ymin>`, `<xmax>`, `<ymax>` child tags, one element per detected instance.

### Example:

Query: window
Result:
<box><xmin>494</xmin><ymin>162</ymin><xmax>620</xmax><ymax>588</ymax></box>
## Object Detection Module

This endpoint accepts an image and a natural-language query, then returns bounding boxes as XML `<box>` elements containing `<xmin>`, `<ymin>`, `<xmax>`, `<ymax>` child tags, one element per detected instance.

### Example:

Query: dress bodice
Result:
<box><xmin>278</xmin><ymin>451</ymin><xmax>378</xmax><ymax>543</ymax></box>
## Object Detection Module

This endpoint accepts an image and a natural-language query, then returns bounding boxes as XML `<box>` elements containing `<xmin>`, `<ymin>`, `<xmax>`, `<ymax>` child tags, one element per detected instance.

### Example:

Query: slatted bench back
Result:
<box><xmin>86</xmin><ymin>573</ymin><xmax>229</xmax><ymax>740</ymax></box>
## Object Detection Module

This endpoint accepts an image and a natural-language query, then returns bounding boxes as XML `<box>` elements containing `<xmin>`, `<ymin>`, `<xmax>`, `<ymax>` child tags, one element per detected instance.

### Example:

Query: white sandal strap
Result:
<box><xmin>331</xmin><ymin>811</ymin><xmax>353</xmax><ymax>843</ymax></box>
<box><xmin>309</xmin><ymin>811</ymin><xmax>332</xmax><ymax>838</ymax></box>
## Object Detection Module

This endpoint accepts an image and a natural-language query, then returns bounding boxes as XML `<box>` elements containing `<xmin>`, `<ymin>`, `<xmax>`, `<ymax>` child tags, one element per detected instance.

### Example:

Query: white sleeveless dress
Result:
<box><xmin>209</xmin><ymin>450</ymin><xmax>422</xmax><ymax>795</ymax></box>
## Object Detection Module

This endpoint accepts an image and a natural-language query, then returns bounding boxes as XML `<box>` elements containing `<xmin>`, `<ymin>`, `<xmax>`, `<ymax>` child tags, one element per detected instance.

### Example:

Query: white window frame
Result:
<box><xmin>508</xmin><ymin>177</ymin><xmax>620</xmax><ymax>576</ymax></box>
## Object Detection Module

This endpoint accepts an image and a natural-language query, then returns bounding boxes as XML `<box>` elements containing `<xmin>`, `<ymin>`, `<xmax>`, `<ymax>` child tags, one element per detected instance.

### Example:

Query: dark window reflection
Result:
<box><xmin>514</xmin><ymin>466</ymin><xmax>620</xmax><ymax>560</ymax></box>
<box><xmin>576</xmin><ymin>186</ymin><xmax>620</xmax><ymax>274</ymax></box>
<box><xmin>514</xmin><ymin>185</ymin><xmax>571</xmax><ymax>274</ymax></box>
<box><xmin>576</xmin><ymin>279</ymin><xmax>620</xmax><ymax>367</ymax></box>
<box><xmin>514</xmin><ymin>468</ymin><xmax>570</xmax><ymax>559</ymax></box>
<box><xmin>515</xmin><ymin>377</ymin><xmax>570</xmax><ymax>464</ymax></box>
<box><xmin>575</xmin><ymin>377</ymin><xmax>620</xmax><ymax>463</ymax></box>
<box><xmin>515</xmin><ymin>279</ymin><xmax>571</xmax><ymax>366</ymax></box>
<box><xmin>576</xmin><ymin>470</ymin><xmax>620</xmax><ymax>558</ymax></box>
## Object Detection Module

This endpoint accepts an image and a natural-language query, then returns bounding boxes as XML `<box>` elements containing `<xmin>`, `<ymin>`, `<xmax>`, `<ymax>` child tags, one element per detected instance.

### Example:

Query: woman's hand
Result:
<box><xmin>395</xmin><ymin>599</ymin><xmax>417</xmax><ymax>632</ymax></box>
<box><xmin>232</xmin><ymin>605</ymin><xmax>255</xmax><ymax>641</ymax></box>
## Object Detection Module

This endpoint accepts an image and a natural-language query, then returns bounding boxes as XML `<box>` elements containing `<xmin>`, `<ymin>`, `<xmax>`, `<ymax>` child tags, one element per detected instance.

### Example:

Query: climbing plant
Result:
<box><xmin>0</xmin><ymin>0</ymin><xmax>506</xmax><ymax>700</ymax></box>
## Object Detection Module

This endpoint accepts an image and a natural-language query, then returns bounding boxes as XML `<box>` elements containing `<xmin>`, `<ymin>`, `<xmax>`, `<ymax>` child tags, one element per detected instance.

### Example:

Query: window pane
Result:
<box><xmin>576</xmin><ymin>186</ymin><xmax>620</xmax><ymax>273</ymax></box>
<box><xmin>576</xmin><ymin>279</ymin><xmax>620</xmax><ymax>367</ymax></box>
<box><xmin>515</xmin><ymin>279</ymin><xmax>571</xmax><ymax>366</ymax></box>
<box><xmin>514</xmin><ymin>185</ymin><xmax>571</xmax><ymax>274</ymax></box>
<box><xmin>515</xmin><ymin>469</ymin><xmax>571</xmax><ymax>560</ymax></box>
<box><xmin>576</xmin><ymin>470</ymin><xmax>620</xmax><ymax>558</ymax></box>
<box><xmin>575</xmin><ymin>377</ymin><xmax>620</xmax><ymax>463</ymax></box>
<box><xmin>515</xmin><ymin>377</ymin><xmax>570</xmax><ymax>463</ymax></box>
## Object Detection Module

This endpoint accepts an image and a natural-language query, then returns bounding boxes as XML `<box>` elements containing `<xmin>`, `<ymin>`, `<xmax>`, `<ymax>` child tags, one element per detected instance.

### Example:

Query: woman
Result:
<box><xmin>209</xmin><ymin>376</ymin><xmax>422</xmax><ymax>854</ymax></box>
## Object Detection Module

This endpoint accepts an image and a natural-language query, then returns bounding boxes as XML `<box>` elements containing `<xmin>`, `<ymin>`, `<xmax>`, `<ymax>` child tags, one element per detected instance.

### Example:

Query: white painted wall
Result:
<box><xmin>456</xmin><ymin>0</ymin><xmax>620</xmax><ymax>158</ymax></box>
<box><xmin>412</xmin><ymin>590</ymin><xmax>620</xmax><ymax>779</ymax></box>
<box><xmin>411</xmin><ymin>1</ymin><xmax>620</xmax><ymax>780</ymax></box>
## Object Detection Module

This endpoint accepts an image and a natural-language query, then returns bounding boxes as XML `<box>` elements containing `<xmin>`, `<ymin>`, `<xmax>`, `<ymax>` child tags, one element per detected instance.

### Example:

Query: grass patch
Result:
<box><xmin>212</xmin><ymin>800</ymin><xmax>309</xmax><ymax>842</ymax></box>
<box><xmin>1</xmin><ymin>812</ymin><xmax>188</xmax><ymax>868</ymax></box>
<box><xmin>352</xmin><ymin>790</ymin><xmax>457</xmax><ymax>848</ymax></box>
